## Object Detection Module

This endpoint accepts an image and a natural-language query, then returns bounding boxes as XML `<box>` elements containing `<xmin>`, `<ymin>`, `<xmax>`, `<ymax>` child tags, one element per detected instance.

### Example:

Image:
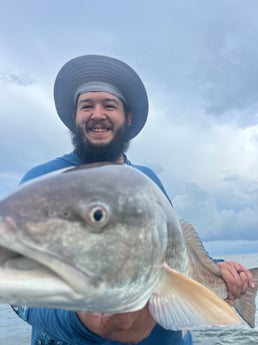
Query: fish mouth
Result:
<box><xmin>0</xmin><ymin>246</ymin><xmax>76</xmax><ymax>306</ymax></box>
<box><xmin>0</xmin><ymin>217</ymin><xmax>105</xmax><ymax>309</ymax></box>
<box><xmin>0</xmin><ymin>244</ymin><xmax>102</xmax><ymax>296</ymax></box>
<box><xmin>0</xmin><ymin>246</ymin><xmax>150</xmax><ymax>313</ymax></box>
<box><xmin>0</xmin><ymin>247</ymin><xmax>62</xmax><ymax>278</ymax></box>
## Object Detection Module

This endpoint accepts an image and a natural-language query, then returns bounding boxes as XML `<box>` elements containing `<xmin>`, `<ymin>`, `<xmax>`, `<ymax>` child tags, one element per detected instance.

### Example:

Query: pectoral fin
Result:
<box><xmin>149</xmin><ymin>263</ymin><xmax>241</xmax><ymax>330</ymax></box>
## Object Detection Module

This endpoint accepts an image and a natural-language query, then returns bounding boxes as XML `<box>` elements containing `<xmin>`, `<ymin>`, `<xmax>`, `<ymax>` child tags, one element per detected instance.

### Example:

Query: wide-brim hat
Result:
<box><xmin>54</xmin><ymin>55</ymin><xmax>149</xmax><ymax>140</ymax></box>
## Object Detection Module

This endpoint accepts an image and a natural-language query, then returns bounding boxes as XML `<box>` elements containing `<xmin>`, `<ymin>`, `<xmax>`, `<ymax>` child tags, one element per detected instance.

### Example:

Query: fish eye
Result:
<box><xmin>87</xmin><ymin>204</ymin><xmax>110</xmax><ymax>229</ymax></box>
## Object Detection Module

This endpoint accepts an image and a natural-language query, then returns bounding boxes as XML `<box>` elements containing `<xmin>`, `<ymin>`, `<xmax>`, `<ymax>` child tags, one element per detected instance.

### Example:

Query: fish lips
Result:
<box><xmin>0</xmin><ymin>239</ymin><xmax>102</xmax><ymax>299</ymax></box>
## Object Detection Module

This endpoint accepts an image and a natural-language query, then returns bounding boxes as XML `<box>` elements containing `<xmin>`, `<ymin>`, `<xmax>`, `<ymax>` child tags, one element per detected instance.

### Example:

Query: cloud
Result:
<box><xmin>204</xmin><ymin>240</ymin><xmax>258</xmax><ymax>257</ymax></box>
<box><xmin>0</xmin><ymin>70</ymin><xmax>36</xmax><ymax>86</ymax></box>
<box><xmin>129</xmin><ymin>104</ymin><xmax>258</xmax><ymax>244</ymax></box>
<box><xmin>173</xmin><ymin>182</ymin><xmax>258</xmax><ymax>242</ymax></box>
<box><xmin>0</xmin><ymin>81</ymin><xmax>71</xmax><ymax>198</ymax></box>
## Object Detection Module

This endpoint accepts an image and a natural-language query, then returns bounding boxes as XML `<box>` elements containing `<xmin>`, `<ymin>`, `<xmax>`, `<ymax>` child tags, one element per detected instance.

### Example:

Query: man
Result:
<box><xmin>15</xmin><ymin>55</ymin><xmax>255</xmax><ymax>345</ymax></box>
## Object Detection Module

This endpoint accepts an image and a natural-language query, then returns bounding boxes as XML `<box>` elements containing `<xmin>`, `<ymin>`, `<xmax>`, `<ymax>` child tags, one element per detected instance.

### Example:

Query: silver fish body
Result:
<box><xmin>0</xmin><ymin>164</ymin><xmax>176</xmax><ymax>311</ymax></box>
<box><xmin>0</xmin><ymin>164</ymin><xmax>257</xmax><ymax>330</ymax></box>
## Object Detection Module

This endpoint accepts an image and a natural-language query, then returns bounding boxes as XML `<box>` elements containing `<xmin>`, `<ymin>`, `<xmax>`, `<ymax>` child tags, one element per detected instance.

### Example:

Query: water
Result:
<box><xmin>0</xmin><ymin>253</ymin><xmax>257</xmax><ymax>345</ymax></box>
<box><xmin>0</xmin><ymin>304</ymin><xmax>31</xmax><ymax>345</ymax></box>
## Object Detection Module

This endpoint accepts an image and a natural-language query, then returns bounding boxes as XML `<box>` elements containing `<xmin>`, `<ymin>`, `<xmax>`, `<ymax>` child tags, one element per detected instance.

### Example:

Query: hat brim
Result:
<box><xmin>54</xmin><ymin>55</ymin><xmax>148</xmax><ymax>140</ymax></box>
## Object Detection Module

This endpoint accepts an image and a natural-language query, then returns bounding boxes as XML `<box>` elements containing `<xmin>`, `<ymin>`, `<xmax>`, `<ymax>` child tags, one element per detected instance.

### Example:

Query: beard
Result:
<box><xmin>71</xmin><ymin>124</ymin><xmax>130</xmax><ymax>164</ymax></box>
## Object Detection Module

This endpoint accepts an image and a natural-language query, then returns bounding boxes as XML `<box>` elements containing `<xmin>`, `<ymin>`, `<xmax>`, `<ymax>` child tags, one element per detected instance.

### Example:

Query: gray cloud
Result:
<box><xmin>0</xmin><ymin>70</ymin><xmax>36</xmax><ymax>86</ymax></box>
<box><xmin>173</xmin><ymin>180</ymin><xmax>258</xmax><ymax>242</ymax></box>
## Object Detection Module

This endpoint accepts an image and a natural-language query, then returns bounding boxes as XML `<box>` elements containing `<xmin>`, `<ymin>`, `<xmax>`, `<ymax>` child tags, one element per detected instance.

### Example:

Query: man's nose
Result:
<box><xmin>91</xmin><ymin>105</ymin><xmax>106</xmax><ymax>119</ymax></box>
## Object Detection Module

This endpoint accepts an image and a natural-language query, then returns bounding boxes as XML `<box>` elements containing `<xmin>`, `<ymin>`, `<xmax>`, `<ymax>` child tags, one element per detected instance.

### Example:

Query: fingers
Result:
<box><xmin>235</xmin><ymin>268</ymin><xmax>249</xmax><ymax>295</ymax></box>
<box><xmin>236</xmin><ymin>264</ymin><xmax>255</xmax><ymax>289</ymax></box>
<box><xmin>224</xmin><ymin>298</ymin><xmax>234</xmax><ymax>306</ymax></box>
<box><xmin>218</xmin><ymin>261</ymin><xmax>255</xmax><ymax>301</ymax></box>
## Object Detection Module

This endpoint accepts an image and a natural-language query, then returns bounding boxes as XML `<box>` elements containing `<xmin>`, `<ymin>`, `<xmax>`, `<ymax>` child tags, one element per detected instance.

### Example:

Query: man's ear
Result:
<box><xmin>127</xmin><ymin>113</ymin><xmax>132</xmax><ymax>127</ymax></box>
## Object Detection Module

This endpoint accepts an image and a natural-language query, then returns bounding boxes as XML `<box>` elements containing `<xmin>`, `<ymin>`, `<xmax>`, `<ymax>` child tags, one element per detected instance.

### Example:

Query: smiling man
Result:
<box><xmin>15</xmin><ymin>54</ymin><xmax>255</xmax><ymax>345</ymax></box>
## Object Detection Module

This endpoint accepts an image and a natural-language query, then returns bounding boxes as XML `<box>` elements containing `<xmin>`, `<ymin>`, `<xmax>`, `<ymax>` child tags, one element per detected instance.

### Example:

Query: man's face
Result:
<box><xmin>72</xmin><ymin>91</ymin><xmax>132</xmax><ymax>163</ymax></box>
<box><xmin>75</xmin><ymin>92</ymin><xmax>131</xmax><ymax>146</ymax></box>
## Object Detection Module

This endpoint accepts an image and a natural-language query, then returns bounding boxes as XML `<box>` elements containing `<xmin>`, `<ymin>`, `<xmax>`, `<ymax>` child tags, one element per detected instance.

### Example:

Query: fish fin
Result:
<box><xmin>233</xmin><ymin>267</ymin><xmax>258</xmax><ymax>328</ymax></box>
<box><xmin>180</xmin><ymin>220</ymin><xmax>258</xmax><ymax>328</ymax></box>
<box><xmin>149</xmin><ymin>263</ymin><xmax>241</xmax><ymax>330</ymax></box>
<box><xmin>179</xmin><ymin>220</ymin><xmax>229</xmax><ymax>298</ymax></box>
<box><xmin>180</xmin><ymin>219</ymin><xmax>222</xmax><ymax>276</ymax></box>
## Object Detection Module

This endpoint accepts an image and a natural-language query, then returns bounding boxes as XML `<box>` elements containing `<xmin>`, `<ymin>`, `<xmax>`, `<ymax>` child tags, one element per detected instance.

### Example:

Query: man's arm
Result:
<box><xmin>16</xmin><ymin>306</ymin><xmax>105</xmax><ymax>344</ymax></box>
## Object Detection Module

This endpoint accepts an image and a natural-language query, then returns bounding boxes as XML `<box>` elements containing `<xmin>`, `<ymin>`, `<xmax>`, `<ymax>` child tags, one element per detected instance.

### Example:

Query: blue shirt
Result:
<box><xmin>17</xmin><ymin>151</ymin><xmax>193</xmax><ymax>345</ymax></box>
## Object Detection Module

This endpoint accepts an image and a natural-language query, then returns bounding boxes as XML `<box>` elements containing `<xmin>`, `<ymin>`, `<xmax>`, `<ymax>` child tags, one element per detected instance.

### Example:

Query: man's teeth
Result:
<box><xmin>92</xmin><ymin>128</ymin><xmax>108</xmax><ymax>132</ymax></box>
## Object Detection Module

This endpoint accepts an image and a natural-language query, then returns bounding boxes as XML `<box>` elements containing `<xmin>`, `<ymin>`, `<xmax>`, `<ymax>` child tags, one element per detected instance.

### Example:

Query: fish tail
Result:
<box><xmin>233</xmin><ymin>267</ymin><xmax>258</xmax><ymax>328</ymax></box>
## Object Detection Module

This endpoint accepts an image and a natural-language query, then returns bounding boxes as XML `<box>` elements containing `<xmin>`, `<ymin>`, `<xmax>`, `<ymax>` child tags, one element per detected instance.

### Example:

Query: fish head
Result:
<box><xmin>0</xmin><ymin>164</ymin><xmax>170</xmax><ymax>311</ymax></box>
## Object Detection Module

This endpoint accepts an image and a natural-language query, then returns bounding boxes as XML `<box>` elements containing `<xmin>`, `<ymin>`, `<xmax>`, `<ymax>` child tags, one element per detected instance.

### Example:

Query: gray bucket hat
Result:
<box><xmin>54</xmin><ymin>55</ymin><xmax>149</xmax><ymax>140</ymax></box>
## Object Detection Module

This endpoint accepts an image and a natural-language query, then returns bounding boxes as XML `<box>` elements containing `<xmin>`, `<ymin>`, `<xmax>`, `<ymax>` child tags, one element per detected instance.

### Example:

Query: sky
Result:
<box><xmin>1</xmin><ymin>0</ymin><xmax>258</xmax><ymax>256</ymax></box>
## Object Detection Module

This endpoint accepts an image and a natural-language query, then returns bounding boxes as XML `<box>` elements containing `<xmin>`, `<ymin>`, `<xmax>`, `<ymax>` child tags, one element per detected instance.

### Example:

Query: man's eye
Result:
<box><xmin>81</xmin><ymin>105</ymin><xmax>92</xmax><ymax>110</ymax></box>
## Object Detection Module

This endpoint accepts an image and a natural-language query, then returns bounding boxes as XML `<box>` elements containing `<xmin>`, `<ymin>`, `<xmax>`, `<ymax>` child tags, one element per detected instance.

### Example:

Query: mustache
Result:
<box><xmin>86</xmin><ymin>119</ymin><xmax>113</xmax><ymax>131</ymax></box>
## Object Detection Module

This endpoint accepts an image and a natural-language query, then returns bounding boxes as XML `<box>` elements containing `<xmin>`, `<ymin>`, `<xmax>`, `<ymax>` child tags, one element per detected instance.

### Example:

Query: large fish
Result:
<box><xmin>0</xmin><ymin>163</ymin><xmax>257</xmax><ymax>330</ymax></box>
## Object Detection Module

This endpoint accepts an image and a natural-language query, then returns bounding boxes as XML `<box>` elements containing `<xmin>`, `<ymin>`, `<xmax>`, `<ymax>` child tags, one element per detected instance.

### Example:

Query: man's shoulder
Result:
<box><xmin>126</xmin><ymin>161</ymin><xmax>158</xmax><ymax>179</ymax></box>
<box><xmin>20</xmin><ymin>152</ymin><xmax>80</xmax><ymax>184</ymax></box>
<box><xmin>126</xmin><ymin>161</ymin><xmax>172</xmax><ymax>204</ymax></box>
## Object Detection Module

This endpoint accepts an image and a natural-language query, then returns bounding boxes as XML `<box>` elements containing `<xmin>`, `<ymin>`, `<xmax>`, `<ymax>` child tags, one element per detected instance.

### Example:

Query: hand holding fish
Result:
<box><xmin>218</xmin><ymin>261</ymin><xmax>255</xmax><ymax>301</ymax></box>
<box><xmin>77</xmin><ymin>304</ymin><xmax>156</xmax><ymax>344</ymax></box>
